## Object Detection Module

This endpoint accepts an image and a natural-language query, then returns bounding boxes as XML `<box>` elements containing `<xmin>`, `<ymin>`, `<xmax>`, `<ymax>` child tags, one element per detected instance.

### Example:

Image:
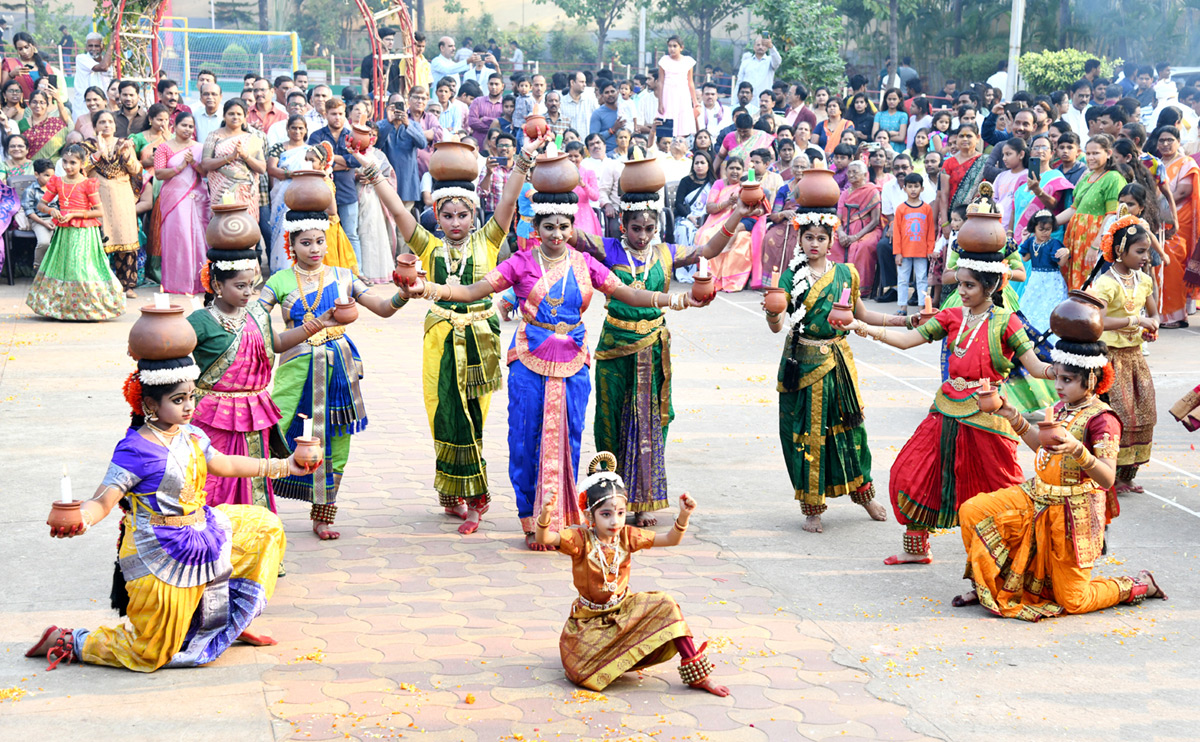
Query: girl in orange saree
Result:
<box><xmin>1160</xmin><ymin>127</ymin><xmax>1200</xmax><ymax>327</ymax></box>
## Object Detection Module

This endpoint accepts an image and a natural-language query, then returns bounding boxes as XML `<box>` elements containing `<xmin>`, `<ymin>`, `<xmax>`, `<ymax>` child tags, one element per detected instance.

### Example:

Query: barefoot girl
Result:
<box><xmin>956</xmin><ymin>326</ymin><xmax>1166</xmax><ymax>618</ymax></box>
<box><xmin>535</xmin><ymin>452</ymin><xmax>729</xmax><ymax>696</ymax></box>
<box><xmin>26</xmin><ymin>316</ymin><xmax>300</xmax><ymax>672</ymax></box>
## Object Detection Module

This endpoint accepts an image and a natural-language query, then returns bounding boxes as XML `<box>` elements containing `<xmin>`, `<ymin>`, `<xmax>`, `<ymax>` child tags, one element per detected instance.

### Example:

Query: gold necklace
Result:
<box><xmin>953</xmin><ymin>306</ymin><xmax>991</xmax><ymax>358</ymax></box>
<box><xmin>1110</xmin><ymin>267</ymin><xmax>1139</xmax><ymax>313</ymax></box>
<box><xmin>208</xmin><ymin>304</ymin><xmax>247</xmax><ymax>333</ymax></box>
<box><xmin>622</xmin><ymin>239</ymin><xmax>654</xmax><ymax>290</ymax></box>
<box><xmin>442</xmin><ymin>238</ymin><xmax>471</xmax><ymax>285</ymax></box>
<box><xmin>535</xmin><ymin>249</ymin><xmax>570</xmax><ymax>317</ymax></box>
<box><xmin>294</xmin><ymin>266</ymin><xmax>326</xmax><ymax>322</ymax></box>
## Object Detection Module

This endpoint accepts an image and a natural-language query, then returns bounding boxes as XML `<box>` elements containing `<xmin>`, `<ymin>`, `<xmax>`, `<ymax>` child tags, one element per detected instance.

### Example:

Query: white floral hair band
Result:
<box><xmin>530</xmin><ymin>202</ymin><xmax>578</xmax><ymax>216</ymax></box>
<box><xmin>1050</xmin><ymin>348</ymin><xmax>1108</xmax><ymax>368</ymax></box>
<box><xmin>794</xmin><ymin>212</ymin><xmax>840</xmax><ymax>228</ymax></box>
<box><xmin>619</xmin><ymin>195</ymin><xmax>663</xmax><ymax>212</ymax></box>
<box><xmin>213</xmin><ymin>259</ymin><xmax>258</xmax><ymax>271</ymax></box>
<box><xmin>432</xmin><ymin>187</ymin><xmax>480</xmax><ymax>208</ymax></box>
<box><xmin>956</xmin><ymin>257</ymin><xmax>1011</xmax><ymax>274</ymax></box>
<box><xmin>139</xmin><ymin>364</ymin><xmax>201</xmax><ymax>386</ymax></box>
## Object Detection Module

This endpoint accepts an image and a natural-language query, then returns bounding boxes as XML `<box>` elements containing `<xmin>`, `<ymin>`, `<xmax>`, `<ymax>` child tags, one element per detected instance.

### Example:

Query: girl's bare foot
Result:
<box><xmin>312</xmin><ymin>520</ymin><xmax>340</xmax><ymax>540</ymax></box>
<box><xmin>458</xmin><ymin>509</ymin><xmax>482</xmax><ymax>535</ymax></box>
<box><xmin>802</xmin><ymin>514</ymin><xmax>823</xmax><ymax>533</ymax></box>
<box><xmin>689</xmin><ymin>676</ymin><xmax>731</xmax><ymax>697</ymax></box>
<box><xmin>884</xmin><ymin>551</ymin><xmax>932</xmax><ymax>565</ymax></box>
<box><xmin>951</xmin><ymin>590</ymin><xmax>979</xmax><ymax>607</ymax></box>
<box><xmin>525</xmin><ymin>532</ymin><xmax>555</xmax><ymax>551</ymax></box>
<box><xmin>632</xmin><ymin>511</ymin><xmax>658</xmax><ymax>527</ymax></box>
<box><xmin>237</xmin><ymin>630</ymin><xmax>277</xmax><ymax>646</ymax></box>
<box><xmin>862</xmin><ymin>500</ymin><xmax>887</xmax><ymax>521</ymax></box>
<box><xmin>445</xmin><ymin>503</ymin><xmax>469</xmax><ymax>519</ymax></box>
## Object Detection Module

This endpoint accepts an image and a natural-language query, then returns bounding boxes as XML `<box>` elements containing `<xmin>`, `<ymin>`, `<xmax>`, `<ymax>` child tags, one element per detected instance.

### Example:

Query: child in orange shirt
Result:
<box><xmin>893</xmin><ymin>172</ymin><xmax>936</xmax><ymax>313</ymax></box>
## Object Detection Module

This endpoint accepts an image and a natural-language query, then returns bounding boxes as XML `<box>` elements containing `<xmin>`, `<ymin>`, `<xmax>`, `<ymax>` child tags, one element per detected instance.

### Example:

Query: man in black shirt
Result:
<box><xmin>360</xmin><ymin>26</ymin><xmax>402</xmax><ymax>96</ymax></box>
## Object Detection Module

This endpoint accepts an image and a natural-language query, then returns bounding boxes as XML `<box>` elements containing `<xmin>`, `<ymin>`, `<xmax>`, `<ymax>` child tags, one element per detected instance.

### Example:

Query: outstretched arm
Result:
<box><xmin>493</xmin><ymin>131</ymin><xmax>550</xmax><ymax>231</ymax></box>
<box><xmin>652</xmin><ymin>494</ymin><xmax>695</xmax><ymax>546</ymax></box>
<box><xmin>676</xmin><ymin>199</ymin><xmax>760</xmax><ymax>265</ymax></box>
<box><xmin>534</xmin><ymin>495</ymin><xmax>563</xmax><ymax>548</ymax></box>
<box><xmin>848</xmin><ymin>319</ymin><xmax>931</xmax><ymax>349</ymax></box>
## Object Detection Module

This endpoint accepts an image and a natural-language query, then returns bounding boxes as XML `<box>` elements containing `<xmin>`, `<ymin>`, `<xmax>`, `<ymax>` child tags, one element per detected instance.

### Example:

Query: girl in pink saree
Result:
<box><xmin>698</xmin><ymin>156</ymin><xmax>759</xmax><ymax>291</ymax></box>
<box><xmin>154</xmin><ymin>113</ymin><xmax>211</xmax><ymax>295</ymax></box>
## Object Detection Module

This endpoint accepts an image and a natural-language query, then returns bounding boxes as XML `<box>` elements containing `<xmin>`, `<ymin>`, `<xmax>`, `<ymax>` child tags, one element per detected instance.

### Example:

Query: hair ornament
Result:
<box><xmin>1100</xmin><ymin>207</ymin><xmax>1147</xmax><ymax>263</ymax></box>
<box><xmin>957</xmin><ymin>257</ymin><xmax>1011</xmax><ymax>274</ymax></box>
<box><xmin>1050</xmin><ymin>348</ymin><xmax>1109</xmax><ymax>369</ymax></box>
<box><xmin>199</xmin><ymin>263</ymin><xmax>212</xmax><ymax>294</ymax></box>
<box><xmin>138</xmin><ymin>364</ymin><xmax>201</xmax><ymax>386</ymax></box>
<box><xmin>122</xmin><ymin>372</ymin><xmax>144</xmax><ymax>418</ymax></box>
<box><xmin>213</xmin><ymin>258</ymin><xmax>258</xmax><ymax>271</ymax></box>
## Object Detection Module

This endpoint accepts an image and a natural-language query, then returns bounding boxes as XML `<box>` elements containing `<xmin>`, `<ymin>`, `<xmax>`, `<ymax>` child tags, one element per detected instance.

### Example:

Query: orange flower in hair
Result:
<box><xmin>1095</xmin><ymin>362</ymin><xmax>1115</xmax><ymax>395</ymax></box>
<box><xmin>199</xmin><ymin>263</ymin><xmax>213</xmax><ymax>294</ymax></box>
<box><xmin>1100</xmin><ymin>214</ymin><xmax>1144</xmax><ymax>263</ymax></box>
<box><xmin>122</xmin><ymin>371</ymin><xmax>144</xmax><ymax>418</ymax></box>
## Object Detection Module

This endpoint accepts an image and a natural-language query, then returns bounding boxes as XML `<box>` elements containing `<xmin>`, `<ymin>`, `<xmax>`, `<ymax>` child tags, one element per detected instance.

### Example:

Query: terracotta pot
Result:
<box><xmin>619</xmin><ymin>158</ymin><xmax>666</xmax><ymax>194</ymax></box>
<box><xmin>828</xmin><ymin>302</ymin><xmax>854</xmax><ymax>327</ymax></box>
<box><xmin>47</xmin><ymin>501</ymin><xmax>83</xmax><ymax>531</ymax></box>
<box><xmin>976</xmin><ymin>388</ymin><xmax>1002</xmax><ymax>414</ymax></box>
<box><xmin>523</xmin><ymin>114</ymin><xmax>549</xmax><ymax>140</ymax></box>
<box><xmin>691</xmin><ymin>275</ymin><xmax>715</xmax><ymax>303</ymax></box>
<box><xmin>739</xmin><ymin>182</ymin><xmax>764</xmax><ymax>207</ymax></box>
<box><xmin>332</xmin><ymin>298</ymin><xmax>359</xmax><ymax>325</ymax></box>
<box><xmin>795</xmin><ymin>167</ymin><xmax>841</xmax><ymax>208</ymax></box>
<box><xmin>394</xmin><ymin>254</ymin><xmax>419</xmax><ymax>287</ymax></box>
<box><xmin>128</xmin><ymin>304</ymin><xmax>198</xmax><ymax>361</ymax></box>
<box><xmin>957</xmin><ymin>211</ymin><xmax>1007</xmax><ymax>254</ymax></box>
<box><xmin>284</xmin><ymin>169</ymin><xmax>333</xmax><ymax>211</ymax></box>
<box><xmin>429</xmin><ymin>140</ymin><xmax>479</xmax><ymax>182</ymax></box>
<box><xmin>292</xmin><ymin>437</ymin><xmax>324</xmax><ymax>470</ymax></box>
<box><xmin>206</xmin><ymin>202</ymin><xmax>262</xmax><ymax>250</ymax></box>
<box><xmin>764</xmin><ymin>287</ymin><xmax>788</xmax><ymax>314</ymax></box>
<box><xmin>1037</xmin><ymin>420</ymin><xmax>1069</xmax><ymax>449</ymax></box>
<box><xmin>348</xmin><ymin>123</ymin><xmax>372</xmax><ymax>153</ymax></box>
<box><xmin>1049</xmin><ymin>289</ymin><xmax>1106</xmax><ymax>343</ymax></box>
<box><xmin>530</xmin><ymin>152</ymin><xmax>579</xmax><ymax>193</ymax></box>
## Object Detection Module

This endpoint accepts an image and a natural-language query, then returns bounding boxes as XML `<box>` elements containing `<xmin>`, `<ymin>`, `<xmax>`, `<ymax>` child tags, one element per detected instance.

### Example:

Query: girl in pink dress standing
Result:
<box><xmin>657</xmin><ymin>36</ymin><xmax>698</xmax><ymax>139</ymax></box>
<box><xmin>154</xmin><ymin>113</ymin><xmax>211</xmax><ymax>296</ymax></box>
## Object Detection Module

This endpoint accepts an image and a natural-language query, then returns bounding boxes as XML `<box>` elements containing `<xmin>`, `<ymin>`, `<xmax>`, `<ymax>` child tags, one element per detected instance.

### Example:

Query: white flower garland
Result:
<box><xmin>432</xmin><ymin>186</ymin><xmax>480</xmax><ymax>208</ymax></box>
<box><xmin>578</xmin><ymin>470</ymin><xmax>624</xmax><ymax>497</ymax></box>
<box><xmin>139</xmin><ymin>364</ymin><xmax>201</xmax><ymax>386</ymax></box>
<box><xmin>794</xmin><ymin>212</ymin><xmax>840</xmax><ymax>228</ymax></box>
<box><xmin>957</xmin><ymin>256</ymin><xmax>1010</xmax><ymax>274</ymax></box>
<box><xmin>281</xmin><ymin>216</ymin><xmax>330</xmax><ymax>234</ymax></box>
<box><xmin>786</xmin><ymin>249</ymin><xmax>811</xmax><ymax>327</ymax></box>
<box><xmin>619</xmin><ymin>194</ymin><xmax>663</xmax><ymax>213</ymax></box>
<box><xmin>213</xmin><ymin>258</ymin><xmax>258</xmax><ymax>271</ymax></box>
<box><xmin>1050</xmin><ymin>348</ymin><xmax>1109</xmax><ymax>369</ymax></box>
<box><xmin>530</xmin><ymin>201</ymin><xmax>579</xmax><ymax>216</ymax></box>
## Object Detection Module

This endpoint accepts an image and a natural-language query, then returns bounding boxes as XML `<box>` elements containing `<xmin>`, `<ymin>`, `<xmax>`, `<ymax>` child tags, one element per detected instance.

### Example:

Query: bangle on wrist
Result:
<box><xmin>536</xmin><ymin>517</ymin><xmax>553</xmax><ymax>529</ymax></box>
<box><xmin>390</xmin><ymin>292</ymin><xmax>409</xmax><ymax>310</ymax></box>
<box><xmin>1127</xmin><ymin>315</ymin><xmax>1138</xmax><ymax>328</ymax></box>
<box><xmin>720</xmin><ymin>222</ymin><xmax>736</xmax><ymax>237</ymax></box>
<box><xmin>673</xmin><ymin>518</ymin><xmax>687</xmax><ymax>532</ymax></box>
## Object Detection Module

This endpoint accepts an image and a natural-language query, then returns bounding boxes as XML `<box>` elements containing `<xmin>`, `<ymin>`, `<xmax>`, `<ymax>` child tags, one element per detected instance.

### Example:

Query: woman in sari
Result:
<box><xmin>1160</xmin><ymin>127</ymin><xmax>1200</xmax><ymax>327</ymax></box>
<box><xmin>937</xmin><ymin>124</ymin><xmax>986</xmax><ymax>242</ymax></box>
<box><xmin>154</xmin><ymin>113</ymin><xmax>209</xmax><ymax>296</ymax></box>
<box><xmin>397</xmin><ymin>174</ymin><xmax>712</xmax><ymax>547</ymax></box>
<box><xmin>696</xmin><ymin>156</ymin><xmax>754</xmax><ymax>291</ymax></box>
<box><xmin>759</xmin><ymin>153</ymin><xmax>809</xmax><ymax>281</ymax></box>
<box><xmin>815</xmin><ymin>98</ymin><xmax>854</xmax><ymax>155</ymax></box>
<box><xmin>2</xmin><ymin>33</ymin><xmax>61</xmax><ymax>101</ymax></box>
<box><xmin>1057</xmin><ymin>134</ymin><xmax>1127</xmax><ymax>290</ymax></box>
<box><xmin>355</xmin><ymin>121</ymin><xmax>397</xmax><ymax>283</ymax></box>
<box><xmin>566</xmin><ymin>141</ymin><xmax>602</xmax><ymax>237</ymax></box>
<box><xmin>835</xmin><ymin>161</ymin><xmax>881</xmax><ymax>295</ymax></box>
<box><xmin>0</xmin><ymin>133</ymin><xmax>32</xmax><ymax>181</ymax></box>
<box><xmin>266</xmin><ymin>115</ymin><xmax>312</xmax><ymax>273</ymax></box>
<box><xmin>715</xmin><ymin>112</ymin><xmax>772</xmax><ymax>174</ymax></box>
<box><xmin>73</xmin><ymin>86</ymin><xmax>107</xmax><ymax>140</ymax></box>
<box><xmin>1013</xmin><ymin>135</ymin><xmax>1072</xmax><ymax>245</ymax></box>
<box><xmin>21</xmin><ymin>89</ymin><xmax>68</xmax><ymax>162</ymax></box>
<box><xmin>85</xmin><ymin>110</ymin><xmax>143</xmax><ymax>297</ymax></box>
<box><xmin>201</xmin><ymin>99</ymin><xmax>265</xmax><ymax>212</ymax></box>
<box><xmin>955</xmin><ymin>335</ymin><xmax>1165</xmax><ymax>620</ymax></box>
<box><xmin>672</xmin><ymin>150</ymin><xmax>714</xmax><ymax>279</ymax></box>
<box><xmin>130</xmin><ymin>104</ymin><xmax>171</xmax><ymax>169</ymax></box>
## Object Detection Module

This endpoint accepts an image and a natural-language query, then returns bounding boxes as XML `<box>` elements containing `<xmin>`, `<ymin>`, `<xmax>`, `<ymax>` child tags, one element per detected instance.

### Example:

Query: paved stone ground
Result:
<box><xmin>1</xmin><ymin>279</ymin><xmax>1196</xmax><ymax>741</ymax></box>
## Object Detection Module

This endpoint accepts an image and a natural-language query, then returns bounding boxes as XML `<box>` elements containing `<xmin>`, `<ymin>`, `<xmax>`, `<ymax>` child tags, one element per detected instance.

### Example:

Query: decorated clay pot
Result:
<box><xmin>128</xmin><ymin>304</ymin><xmax>198</xmax><ymax>361</ymax></box>
<box><xmin>523</xmin><ymin>114</ymin><xmax>549</xmax><ymax>140</ymax></box>
<box><xmin>619</xmin><ymin>158</ymin><xmax>666</xmax><ymax>194</ymax></box>
<box><xmin>1049</xmin><ymin>290</ymin><xmax>1106</xmax><ymax>343</ymax></box>
<box><xmin>828</xmin><ymin>302</ymin><xmax>854</xmax><ymax>327</ymax></box>
<box><xmin>1037</xmin><ymin>420</ymin><xmax>1068</xmax><ymax>449</ymax></box>
<box><xmin>691</xmin><ymin>275</ymin><xmax>715</xmax><ymax>303</ymax></box>
<box><xmin>764</xmin><ymin>287</ymin><xmax>788</xmax><ymax>315</ymax></box>
<box><xmin>740</xmin><ymin>182</ymin><xmax>764</xmax><ymax>207</ymax></box>
<box><xmin>957</xmin><ymin>211</ymin><xmax>1007</xmax><ymax>254</ymax></box>
<box><xmin>429</xmin><ymin>140</ymin><xmax>479</xmax><ymax>182</ymax></box>
<box><xmin>795</xmin><ymin>167</ymin><xmax>841</xmax><ymax>208</ymax></box>
<box><xmin>976</xmin><ymin>388</ymin><xmax>1003</xmax><ymax>414</ymax></box>
<box><xmin>284</xmin><ymin>169</ymin><xmax>333</xmax><ymax>211</ymax></box>
<box><xmin>206</xmin><ymin>202</ymin><xmax>261</xmax><ymax>250</ymax></box>
<box><xmin>531</xmin><ymin>152</ymin><xmax>579</xmax><ymax>193</ymax></box>
<box><xmin>292</xmin><ymin>437</ymin><xmax>324</xmax><ymax>470</ymax></box>
<box><xmin>333</xmin><ymin>298</ymin><xmax>359</xmax><ymax>324</ymax></box>
<box><xmin>46</xmin><ymin>501</ymin><xmax>83</xmax><ymax>532</ymax></box>
<box><xmin>348</xmin><ymin>123</ymin><xmax>372</xmax><ymax>153</ymax></box>
<box><xmin>394</xmin><ymin>254</ymin><xmax>419</xmax><ymax>287</ymax></box>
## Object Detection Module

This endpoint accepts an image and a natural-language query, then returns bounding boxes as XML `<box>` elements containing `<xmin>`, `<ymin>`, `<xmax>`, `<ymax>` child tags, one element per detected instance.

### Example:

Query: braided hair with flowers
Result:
<box><xmin>784</xmin><ymin>208</ymin><xmax>842</xmax><ymax>327</ymax></box>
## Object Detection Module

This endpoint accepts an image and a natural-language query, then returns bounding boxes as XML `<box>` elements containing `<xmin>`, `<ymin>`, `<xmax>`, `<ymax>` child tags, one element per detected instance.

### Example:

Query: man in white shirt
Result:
<box><xmin>461</xmin><ymin>54</ymin><xmax>496</xmax><ymax>89</ymax></box>
<box><xmin>635</xmin><ymin>71</ymin><xmax>660</xmax><ymax>136</ymax></box>
<box><xmin>561</xmin><ymin>71</ymin><xmax>597</xmax><ymax>139</ymax></box>
<box><xmin>697</xmin><ymin>81</ymin><xmax>727</xmax><ymax>136</ymax></box>
<box><xmin>455</xmin><ymin>37</ymin><xmax>476</xmax><ymax>63</ymax></box>
<box><xmin>305</xmin><ymin>84</ymin><xmax>331</xmax><ymax>131</ymax></box>
<box><xmin>194</xmin><ymin>82</ymin><xmax>224</xmax><ymax>143</ymax></box>
<box><xmin>430</xmin><ymin>37</ymin><xmax>474</xmax><ymax>88</ymax></box>
<box><xmin>509</xmin><ymin>40</ymin><xmax>525</xmax><ymax>73</ymax></box>
<box><xmin>267</xmin><ymin>91</ymin><xmax>309</xmax><ymax>146</ymax></box>
<box><xmin>736</xmin><ymin>36</ymin><xmax>782</xmax><ymax>102</ymax></box>
<box><xmin>659</xmin><ymin>137</ymin><xmax>692</xmax><ymax>184</ymax></box>
<box><xmin>986</xmin><ymin>60</ymin><xmax>1008</xmax><ymax>92</ymax></box>
<box><xmin>1062</xmin><ymin>79</ymin><xmax>1092</xmax><ymax>141</ymax></box>
<box><xmin>72</xmin><ymin>33</ymin><xmax>111</xmax><ymax>123</ymax></box>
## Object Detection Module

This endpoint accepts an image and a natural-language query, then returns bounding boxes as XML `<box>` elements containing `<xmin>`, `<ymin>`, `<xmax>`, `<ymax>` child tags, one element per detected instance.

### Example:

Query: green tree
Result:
<box><xmin>533</xmin><ymin>0</ymin><xmax>631</xmax><ymax>65</ymax></box>
<box><xmin>650</xmin><ymin>0</ymin><xmax>752</xmax><ymax>68</ymax></box>
<box><xmin>753</xmin><ymin>0</ymin><xmax>843</xmax><ymax>90</ymax></box>
<box><xmin>214</xmin><ymin>0</ymin><xmax>256</xmax><ymax>30</ymax></box>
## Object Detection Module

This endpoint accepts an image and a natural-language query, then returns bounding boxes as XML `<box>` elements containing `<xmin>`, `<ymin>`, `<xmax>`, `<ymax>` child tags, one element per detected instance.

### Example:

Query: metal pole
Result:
<box><xmin>184</xmin><ymin>31</ymin><xmax>191</xmax><ymax>96</ymax></box>
<box><xmin>259</xmin><ymin>52</ymin><xmax>264</xmax><ymax>77</ymax></box>
<box><xmin>1005</xmin><ymin>0</ymin><xmax>1025</xmax><ymax>100</ymax></box>
<box><xmin>638</xmin><ymin>8</ymin><xmax>646</xmax><ymax>75</ymax></box>
<box><xmin>291</xmin><ymin>32</ymin><xmax>299</xmax><ymax>73</ymax></box>
<box><xmin>210</xmin><ymin>0</ymin><xmax>216</xmax><ymax>29</ymax></box>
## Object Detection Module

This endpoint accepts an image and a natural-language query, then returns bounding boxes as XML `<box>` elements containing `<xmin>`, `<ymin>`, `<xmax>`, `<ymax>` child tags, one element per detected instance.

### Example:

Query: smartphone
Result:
<box><xmin>1028</xmin><ymin>157</ymin><xmax>1041</xmax><ymax>175</ymax></box>
<box><xmin>493</xmin><ymin>156</ymin><xmax>509</xmax><ymax>167</ymax></box>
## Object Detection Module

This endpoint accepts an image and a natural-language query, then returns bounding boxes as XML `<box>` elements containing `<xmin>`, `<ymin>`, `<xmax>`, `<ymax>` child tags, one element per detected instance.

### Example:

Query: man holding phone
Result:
<box><xmin>479</xmin><ymin>132</ymin><xmax>515</xmax><ymax>223</ymax></box>
<box><xmin>377</xmin><ymin>92</ymin><xmax>428</xmax><ymax>210</ymax></box>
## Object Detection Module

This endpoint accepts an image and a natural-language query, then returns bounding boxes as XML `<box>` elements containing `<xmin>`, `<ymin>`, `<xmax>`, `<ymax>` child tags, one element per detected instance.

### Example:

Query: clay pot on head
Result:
<box><xmin>128</xmin><ymin>304</ymin><xmax>198</xmax><ymax>361</ymax></box>
<box><xmin>333</xmin><ymin>298</ymin><xmax>358</xmax><ymax>324</ymax></box>
<box><xmin>619</xmin><ymin>158</ymin><xmax>666</xmax><ymax>194</ymax></box>
<box><xmin>348</xmin><ymin>123</ymin><xmax>373</xmax><ymax>154</ymax></box>
<box><xmin>394</xmin><ymin>254</ymin><xmax>419</xmax><ymax>287</ymax></box>
<box><xmin>292</xmin><ymin>437</ymin><xmax>324</xmax><ymax>470</ymax></box>
<box><xmin>976</xmin><ymin>388</ymin><xmax>1003</xmax><ymax>414</ymax></box>
<box><xmin>828</xmin><ymin>302</ymin><xmax>854</xmax><ymax>327</ymax></box>
<box><xmin>523</xmin><ymin>114</ymin><xmax>549</xmax><ymax>140</ymax></box>
<box><xmin>284</xmin><ymin>169</ymin><xmax>333</xmax><ymax>211</ymax></box>
<box><xmin>47</xmin><ymin>501</ymin><xmax>83</xmax><ymax>531</ymax></box>
<box><xmin>1037</xmin><ymin>420</ymin><xmax>1069</xmax><ymax>449</ymax></box>
<box><xmin>957</xmin><ymin>211</ymin><xmax>1007</xmax><ymax>254</ymax></box>
<box><xmin>206</xmin><ymin>202</ymin><xmax>262</xmax><ymax>250</ymax></box>
<box><xmin>1050</xmin><ymin>289</ymin><xmax>1106</xmax><ymax>343</ymax></box>
<box><xmin>430</xmin><ymin>140</ymin><xmax>480</xmax><ymax>182</ymax></box>
<box><xmin>764</xmin><ymin>287</ymin><xmax>788</xmax><ymax>315</ymax></box>
<box><xmin>691</xmin><ymin>275</ymin><xmax>715</xmax><ymax>303</ymax></box>
<box><xmin>795</xmin><ymin>167</ymin><xmax>842</xmax><ymax>208</ymax></box>
<box><xmin>740</xmin><ymin>181</ymin><xmax>764</xmax><ymax>207</ymax></box>
<box><xmin>531</xmin><ymin>152</ymin><xmax>579</xmax><ymax>193</ymax></box>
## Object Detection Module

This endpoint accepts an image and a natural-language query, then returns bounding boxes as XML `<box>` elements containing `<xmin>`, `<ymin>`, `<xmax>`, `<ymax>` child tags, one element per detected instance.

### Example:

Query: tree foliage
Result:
<box><xmin>532</xmin><ymin>0</ymin><xmax>630</xmax><ymax>64</ymax></box>
<box><xmin>753</xmin><ymin>0</ymin><xmax>844</xmax><ymax>90</ymax></box>
<box><xmin>1018</xmin><ymin>48</ymin><xmax>1118</xmax><ymax>94</ymax></box>
<box><xmin>651</xmin><ymin>0</ymin><xmax>752</xmax><ymax>68</ymax></box>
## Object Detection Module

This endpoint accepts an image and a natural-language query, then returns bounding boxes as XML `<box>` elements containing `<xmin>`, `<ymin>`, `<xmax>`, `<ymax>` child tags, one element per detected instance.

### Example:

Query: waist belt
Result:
<box><xmin>575</xmin><ymin>590</ymin><xmax>627</xmax><ymax>611</ymax></box>
<box><xmin>196</xmin><ymin>386</ymin><xmax>269</xmax><ymax>398</ymax></box>
<box><xmin>428</xmin><ymin>302</ymin><xmax>496</xmax><ymax>331</ymax></box>
<box><xmin>143</xmin><ymin>511</ymin><xmax>206</xmax><ymax>527</ymax></box>
<box><xmin>1031</xmin><ymin>478</ymin><xmax>1096</xmax><ymax>504</ymax></box>
<box><xmin>604</xmin><ymin>314</ymin><xmax>665</xmax><ymax>335</ymax></box>
<box><xmin>794</xmin><ymin>334</ymin><xmax>840</xmax><ymax>347</ymax></box>
<box><xmin>948</xmin><ymin>376</ymin><xmax>984</xmax><ymax>392</ymax></box>
<box><xmin>526</xmin><ymin>318</ymin><xmax>583</xmax><ymax>335</ymax></box>
<box><xmin>307</xmin><ymin>326</ymin><xmax>347</xmax><ymax>346</ymax></box>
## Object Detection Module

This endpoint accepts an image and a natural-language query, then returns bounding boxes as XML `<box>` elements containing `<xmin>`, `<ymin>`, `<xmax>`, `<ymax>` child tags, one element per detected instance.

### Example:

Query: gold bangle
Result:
<box><xmin>536</xmin><ymin>517</ymin><xmax>553</xmax><ymax>529</ymax></box>
<box><xmin>673</xmin><ymin>519</ymin><xmax>688</xmax><ymax>532</ymax></box>
<box><xmin>1075</xmin><ymin>449</ymin><xmax>1097</xmax><ymax>469</ymax></box>
<box><xmin>1012</xmin><ymin>418</ymin><xmax>1030</xmax><ymax>436</ymax></box>
<box><xmin>1127</xmin><ymin>315</ymin><xmax>1138</xmax><ymax>328</ymax></box>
